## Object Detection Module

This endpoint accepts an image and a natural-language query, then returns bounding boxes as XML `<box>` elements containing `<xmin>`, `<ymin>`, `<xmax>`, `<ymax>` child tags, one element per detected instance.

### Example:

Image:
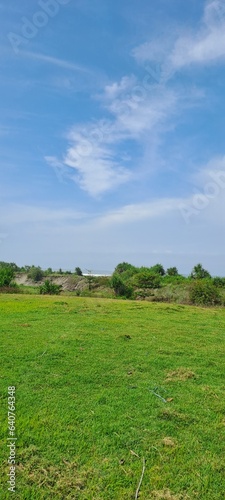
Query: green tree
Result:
<box><xmin>0</xmin><ymin>261</ymin><xmax>19</xmax><ymax>272</ymax></box>
<box><xmin>75</xmin><ymin>267</ymin><xmax>83</xmax><ymax>276</ymax></box>
<box><xmin>28</xmin><ymin>266</ymin><xmax>44</xmax><ymax>282</ymax></box>
<box><xmin>167</xmin><ymin>267</ymin><xmax>179</xmax><ymax>276</ymax></box>
<box><xmin>114</xmin><ymin>262</ymin><xmax>136</xmax><ymax>274</ymax></box>
<box><xmin>149</xmin><ymin>263</ymin><xmax>165</xmax><ymax>276</ymax></box>
<box><xmin>190</xmin><ymin>263</ymin><xmax>211</xmax><ymax>279</ymax></box>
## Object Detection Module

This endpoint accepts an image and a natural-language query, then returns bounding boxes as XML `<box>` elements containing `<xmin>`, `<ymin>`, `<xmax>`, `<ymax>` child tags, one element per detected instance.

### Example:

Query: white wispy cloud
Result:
<box><xmin>47</xmin><ymin>126</ymin><xmax>132</xmax><ymax>197</ymax></box>
<box><xmin>134</xmin><ymin>1</ymin><xmax>225</xmax><ymax>75</ymax></box>
<box><xmin>46</xmin><ymin>73</ymin><xmax>180</xmax><ymax>196</ymax></box>
<box><xmin>45</xmin><ymin>2</ymin><xmax>221</xmax><ymax>199</ymax></box>
<box><xmin>103</xmin><ymin>76</ymin><xmax>178</xmax><ymax>139</ymax></box>
<box><xmin>21</xmin><ymin>50</ymin><xmax>90</xmax><ymax>73</ymax></box>
<box><xmin>98</xmin><ymin>198</ymin><xmax>184</xmax><ymax>226</ymax></box>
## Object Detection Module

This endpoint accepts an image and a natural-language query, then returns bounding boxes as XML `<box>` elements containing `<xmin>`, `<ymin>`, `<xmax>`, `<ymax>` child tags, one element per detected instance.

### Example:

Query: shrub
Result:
<box><xmin>39</xmin><ymin>280</ymin><xmax>62</xmax><ymax>295</ymax></box>
<box><xmin>163</xmin><ymin>275</ymin><xmax>186</xmax><ymax>285</ymax></box>
<box><xmin>0</xmin><ymin>267</ymin><xmax>15</xmax><ymax>287</ymax></box>
<box><xmin>28</xmin><ymin>266</ymin><xmax>44</xmax><ymax>282</ymax></box>
<box><xmin>110</xmin><ymin>274</ymin><xmax>133</xmax><ymax>298</ymax></box>
<box><xmin>133</xmin><ymin>271</ymin><xmax>161</xmax><ymax>289</ymax></box>
<box><xmin>189</xmin><ymin>280</ymin><xmax>222</xmax><ymax>306</ymax></box>
<box><xmin>212</xmin><ymin>277</ymin><xmax>225</xmax><ymax>288</ymax></box>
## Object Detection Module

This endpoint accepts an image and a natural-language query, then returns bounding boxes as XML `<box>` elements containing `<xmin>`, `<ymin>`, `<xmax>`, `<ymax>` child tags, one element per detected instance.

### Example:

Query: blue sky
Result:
<box><xmin>1</xmin><ymin>0</ymin><xmax>225</xmax><ymax>274</ymax></box>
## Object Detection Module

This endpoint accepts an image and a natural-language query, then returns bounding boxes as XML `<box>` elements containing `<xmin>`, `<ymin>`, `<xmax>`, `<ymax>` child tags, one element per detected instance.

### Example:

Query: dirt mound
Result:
<box><xmin>14</xmin><ymin>274</ymin><xmax>88</xmax><ymax>292</ymax></box>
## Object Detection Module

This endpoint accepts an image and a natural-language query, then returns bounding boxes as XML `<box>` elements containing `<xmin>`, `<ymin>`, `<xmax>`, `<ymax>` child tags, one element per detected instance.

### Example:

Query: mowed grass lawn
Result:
<box><xmin>1</xmin><ymin>295</ymin><xmax>225</xmax><ymax>499</ymax></box>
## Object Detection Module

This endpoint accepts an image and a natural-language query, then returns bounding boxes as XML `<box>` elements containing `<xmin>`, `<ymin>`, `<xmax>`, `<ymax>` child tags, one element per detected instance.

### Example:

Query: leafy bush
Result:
<box><xmin>189</xmin><ymin>280</ymin><xmax>222</xmax><ymax>306</ymax></box>
<box><xmin>163</xmin><ymin>275</ymin><xmax>186</xmax><ymax>285</ymax></box>
<box><xmin>39</xmin><ymin>280</ymin><xmax>62</xmax><ymax>295</ymax></box>
<box><xmin>0</xmin><ymin>267</ymin><xmax>15</xmax><ymax>287</ymax></box>
<box><xmin>110</xmin><ymin>274</ymin><xmax>133</xmax><ymax>298</ymax></box>
<box><xmin>212</xmin><ymin>277</ymin><xmax>225</xmax><ymax>288</ymax></box>
<box><xmin>28</xmin><ymin>266</ymin><xmax>44</xmax><ymax>282</ymax></box>
<box><xmin>167</xmin><ymin>267</ymin><xmax>179</xmax><ymax>276</ymax></box>
<box><xmin>133</xmin><ymin>271</ymin><xmax>161</xmax><ymax>289</ymax></box>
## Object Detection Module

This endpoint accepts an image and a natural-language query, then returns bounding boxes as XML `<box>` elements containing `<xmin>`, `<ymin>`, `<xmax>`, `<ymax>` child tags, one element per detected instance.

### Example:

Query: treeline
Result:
<box><xmin>0</xmin><ymin>262</ymin><xmax>83</xmax><ymax>278</ymax></box>
<box><xmin>0</xmin><ymin>261</ymin><xmax>225</xmax><ymax>305</ymax></box>
<box><xmin>110</xmin><ymin>262</ymin><xmax>225</xmax><ymax>305</ymax></box>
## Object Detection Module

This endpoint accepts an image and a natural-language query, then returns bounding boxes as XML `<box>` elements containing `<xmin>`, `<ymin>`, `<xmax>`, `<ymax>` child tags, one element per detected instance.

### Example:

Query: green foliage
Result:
<box><xmin>19</xmin><ymin>265</ymin><xmax>31</xmax><ymax>273</ymax></box>
<box><xmin>28</xmin><ymin>266</ymin><xmax>44</xmax><ymax>282</ymax></box>
<box><xmin>0</xmin><ymin>267</ymin><xmax>15</xmax><ymax>287</ymax></box>
<box><xmin>85</xmin><ymin>270</ymin><xmax>95</xmax><ymax>290</ymax></box>
<box><xmin>111</xmin><ymin>274</ymin><xmax>133</xmax><ymax>298</ymax></box>
<box><xmin>190</xmin><ymin>263</ymin><xmax>211</xmax><ymax>279</ymax></box>
<box><xmin>75</xmin><ymin>267</ymin><xmax>83</xmax><ymax>276</ymax></box>
<box><xmin>39</xmin><ymin>280</ymin><xmax>62</xmax><ymax>295</ymax></box>
<box><xmin>149</xmin><ymin>263</ymin><xmax>165</xmax><ymax>276</ymax></box>
<box><xmin>133</xmin><ymin>270</ymin><xmax>161</xmax><ymax>289</ymax></box>
<box><xmin>167</xmin><ymin>266</ymin><xmax>179</xmax><ymax>276</ymax></box>
<box><xmin>163</xmin><ymin>274</ymin><xmax>186</xmax><ymax>285</ymax></box>
<box><xmin>0</xmin><ymin>261</ymin><xmax>19</xmax><ymax>271</ymax></box>
<box><xmin>212</xmin><ymin>276</ymin><xmax>225</xmax><ymax>288</ymax></box>
<box><xmin>118</xmin><ymin>267</ymin><xmax>138</xmax><ymax>282</ymax></box>
<box><xmin>45</xmin><ymin>267</ymin><xmax>53</xmax><ymax>275</ymax></box>
<box><xmin>114</xmin><ymin>262</ymin><xmax>137</xmax><ymax>274</ymax></box>
<box><xmin>189</xmin><ymin>279</ymin><xmax>222</xmax><ymax>306</ymax></box>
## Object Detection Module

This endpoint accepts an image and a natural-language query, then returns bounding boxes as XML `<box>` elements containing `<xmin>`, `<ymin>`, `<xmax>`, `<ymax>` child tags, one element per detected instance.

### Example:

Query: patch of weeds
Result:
<box><xmin>165</xmin><ymin>368</ymin><xmax>196</xmax><ymax>382</ymax></box>
<box><xmin>162</xmin><ymin>437</ymin><xmax>177</xmax><ymax>447</ymax></box>
<box><xmin>151</xmin><ymin>489</ymin><xmax>190</xmax><ymax>499</ymax></box>
<box><xmin>159</xmin><ymin>408</ymin><xmax>194</xmax><ymax>425</ymax></box>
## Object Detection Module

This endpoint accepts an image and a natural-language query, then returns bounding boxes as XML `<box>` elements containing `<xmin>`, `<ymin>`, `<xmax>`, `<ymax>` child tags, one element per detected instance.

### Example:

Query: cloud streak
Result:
<box><xmin>21</xmin><ymin>50</ymin><xmax>90</xmax><ymax>73</ymax></box>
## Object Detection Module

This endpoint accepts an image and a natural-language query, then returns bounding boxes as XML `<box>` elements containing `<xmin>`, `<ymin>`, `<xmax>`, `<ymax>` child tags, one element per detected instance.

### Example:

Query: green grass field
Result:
<box><xmin>1</xmin><ymin>294</ymin><xmax>225</xmax><ymax>499</ymax></box>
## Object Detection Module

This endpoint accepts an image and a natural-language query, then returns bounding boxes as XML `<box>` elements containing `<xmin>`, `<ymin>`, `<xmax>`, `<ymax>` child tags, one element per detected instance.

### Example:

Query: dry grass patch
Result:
<box><xmin>151</xmin><ymin>489</ymin><xmax>190</xmax><ymax>499</ymax></box>
<box><xmin>162</xmin><ymin>437</ymin><xmax>176</xmax><ymax>447</ymax></box>
<box><xmin>165</xmin><ymin>368</ymin><xmax>196</xmax><ymax>382</ymax></box>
